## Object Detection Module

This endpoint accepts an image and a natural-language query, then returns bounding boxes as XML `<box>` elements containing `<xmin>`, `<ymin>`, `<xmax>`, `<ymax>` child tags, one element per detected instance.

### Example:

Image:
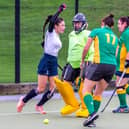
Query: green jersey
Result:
<box><xmin>116</xmin><ymin>27</ymin><xmax>129</xmax><ymax>72</ymax></box>
<box><xmin>67</xmin><ymin>29</ymin><xmax>94</xmax><ymax>68</ymax></box>
<box><xmin>89</xmin><ymin>26</ymin><xmax>118</xmax><ymax>65</ymax></box>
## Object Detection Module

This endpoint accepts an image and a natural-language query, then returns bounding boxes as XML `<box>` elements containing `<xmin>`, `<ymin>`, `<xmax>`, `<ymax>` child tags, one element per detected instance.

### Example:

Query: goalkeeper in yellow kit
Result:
<box><xmin>54</xmin><ymin>13</ymin><xmax>94</xmax><ymax>117</ymax></box>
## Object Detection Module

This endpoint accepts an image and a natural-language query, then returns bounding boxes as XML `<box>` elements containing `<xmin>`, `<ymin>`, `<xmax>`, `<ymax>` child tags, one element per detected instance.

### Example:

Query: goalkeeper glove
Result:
<box><xmin>58</xmin><ymin>3</ymin><xmax>66</xmax><ymax>13</ymax></box>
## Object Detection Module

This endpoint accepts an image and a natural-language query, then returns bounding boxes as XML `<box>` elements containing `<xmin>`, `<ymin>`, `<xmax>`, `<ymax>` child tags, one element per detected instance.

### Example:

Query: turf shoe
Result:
<box><xmin>87</xmin><ymin>121</ymin><xmax>96</xmax><ymax>128</ymax></box>
<box><xmin>76</xmin><ymin>108</ymin><xmax>89</xmax><ymax>117</ymax></box>
<box><xmin>83</xmin><ymin>112</ymin><xmax>99</xmax><ymax>127</ymax></box>
<box><xmin>17</xmin><ymin>96</ymin><xmax>25</xmax><ymax>112</ymax></box>
<box><xmin>112</xmin><ymin>106</ymin><xmax>129</xmax><ymax>113</ymax></box>
<box><xmin>35</xmin><ymin>105</ymin><xmax>46</xmax><ymax>114</ymax></box>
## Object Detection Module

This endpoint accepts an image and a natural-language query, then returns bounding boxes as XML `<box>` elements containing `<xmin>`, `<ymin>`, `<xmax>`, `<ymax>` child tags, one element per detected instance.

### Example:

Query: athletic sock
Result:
<box><xmin>125</xmin><ymin>84</ymin><xmax>129</xmax><ymax>95</ymax></box>
<box><xmin>83</xmin><ymin>92</ymin><xmax>94</xmax><ymax>114</ymax></box>
<box><xmin>37</xmin><ymin>90</ymin><xmax>54</xmax><ymax>106</ymax></box>
<box><xmin>93</xmin><ymin>95</ymin><xmax>102</xmax><ymax>112</ymax></box>
<box><xmin>117</xmin><ymin>89</ymin><xmax>127</xmax><ymax>108</ymax></box>
<box><xmin>23</xmin><ymin>89</ymin><xmax>39</xmax><ymax>103</ymax></box>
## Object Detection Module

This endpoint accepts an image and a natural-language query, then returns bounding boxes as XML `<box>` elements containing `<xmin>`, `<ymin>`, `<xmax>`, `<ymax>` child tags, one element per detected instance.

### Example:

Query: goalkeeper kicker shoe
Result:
<box><xmin>76</xmin><ymin>108</ymin><xmax>89</xmax><ymax>117</ymax></box>
<box><xmin>61</xmin><ymin>105</ymin><xmax>79</xmax><ymax>115</ymax></box>
<box><xmin>112</xmin><ymin>106</ymin><xmax>129</xmax><ymax>113</ymax></box>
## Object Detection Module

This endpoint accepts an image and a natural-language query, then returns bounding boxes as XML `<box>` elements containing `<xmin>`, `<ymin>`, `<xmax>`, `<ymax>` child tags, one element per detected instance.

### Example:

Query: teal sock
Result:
<box><xmin>93</xmin><ymin>100</ymin><xmax>101</xmax><ymax>112</ymax></box>
<box><xmin>83</xmin><ymin>93</ymin><xmax>94</xmax><ymax>114</ymax></box>
<box><xmin>117</xmin><ymin>89</ymin><xmax>127</xmax><ymax>108</ymax></box>
<box><xmin>126</xmin><ymin>85</ymin><xmax>129</xmax><ymax>95</ymax></box>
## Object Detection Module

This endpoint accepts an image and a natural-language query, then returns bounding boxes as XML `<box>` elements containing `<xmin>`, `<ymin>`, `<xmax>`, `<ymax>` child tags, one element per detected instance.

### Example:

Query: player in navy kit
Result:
<box><xmin>17</xmin><ymin>4</ymin><xmax>66</xmax><ymax>114</ymax></box>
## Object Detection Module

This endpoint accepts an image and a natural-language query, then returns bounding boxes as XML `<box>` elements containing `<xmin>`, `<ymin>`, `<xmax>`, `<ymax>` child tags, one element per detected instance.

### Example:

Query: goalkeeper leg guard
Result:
<box><xmin>76</xmin><ymin>81</ymin><xmax>89</xmax><ymax>117</ymax></box>
<box><xmin>54</xmin><ymin>77</ymin><xmax>80</xmax><ymax>115</ymax></box>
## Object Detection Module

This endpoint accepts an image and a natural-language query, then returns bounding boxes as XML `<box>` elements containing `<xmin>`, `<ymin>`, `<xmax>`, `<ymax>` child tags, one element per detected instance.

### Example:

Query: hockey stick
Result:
<box><xmin>101</xmin><ymin>68</ymin><xmax>127</xmax><ymax>113</ymax></box>
<box><xmin>58</xmin><ymin>64</ymin><xmax>63</xmax><ymax>71</ymax></box>
<box><xmin>77</xmin><ymin>68</ymin><xmax>83</xmax><ymax>88</ymax></box>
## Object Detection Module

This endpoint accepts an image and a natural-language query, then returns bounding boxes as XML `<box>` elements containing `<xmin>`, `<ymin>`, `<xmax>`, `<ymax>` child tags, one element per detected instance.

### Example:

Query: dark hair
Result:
<box><xmin>102</xmin><ymin>14</ymin><xmax>114</xmax><ymax>27</ymax></box>
<box><xmin>54</xmin><ymin>17</ymin><xmax>64</xmax><ymax>25</ymax></box>
<box><xmin>42</xmin><ymin>16</ymin><xmax>63</xmax><ymax>39</ymax></box>
<box><xmin>119</xmin><ymin>16</ymin><xmax>129</xmax><ymax>27</ymax></box>
<box><xmin>42</xmin><ymin>15</ymin><xmax>53</xmax><ymax>39</ymax></box>
<box><xmin>41</xmin><ymin>15</ymin><xmax>64</xmax><ymax>48</ymax></box>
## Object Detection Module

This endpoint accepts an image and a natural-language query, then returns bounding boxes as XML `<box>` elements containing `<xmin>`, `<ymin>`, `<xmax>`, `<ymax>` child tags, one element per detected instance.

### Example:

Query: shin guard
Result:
<box><xmin>78</xmin><ymin>81</ymin><xmax>87</xmax><ymax>109</ymax></box>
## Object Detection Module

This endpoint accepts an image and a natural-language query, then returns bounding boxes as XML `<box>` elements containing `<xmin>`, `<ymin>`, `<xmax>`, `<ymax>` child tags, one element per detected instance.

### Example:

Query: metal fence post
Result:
<box><xmin>15</xmin><ymin>0</ymin><xmax>20</xmax><ymax>83</ymax></box>
<box><xmin>75</xmin><ymin>0</ymin><xmax>79</xmax><ymax>14</ymax></box>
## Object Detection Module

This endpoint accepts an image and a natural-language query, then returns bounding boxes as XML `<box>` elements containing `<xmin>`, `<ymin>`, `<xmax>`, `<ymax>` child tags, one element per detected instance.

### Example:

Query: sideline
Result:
<box><xmin>0</xmin><ymin>110</ymin><xmax>59</xmax><ymax>116</ymax></box>
<box><xmin>0</xmin><ymin>91</ymin><xmax>116</xmax><ymax>102</ymax></box>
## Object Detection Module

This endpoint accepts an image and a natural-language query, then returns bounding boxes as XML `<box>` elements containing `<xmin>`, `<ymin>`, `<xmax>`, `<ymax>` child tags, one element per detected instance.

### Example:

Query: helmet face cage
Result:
<box><xmin>72</xmin><ymin>13</ymin><xmax>87</xmax><ymax>33</ymax></box>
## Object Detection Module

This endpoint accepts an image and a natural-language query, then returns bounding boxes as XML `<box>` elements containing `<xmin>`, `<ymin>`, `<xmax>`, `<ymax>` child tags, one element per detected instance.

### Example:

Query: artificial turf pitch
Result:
<box><xmin>0</xmin><ymin>93</ymin><xmax>129</xmax><ymax>129</ymax></box>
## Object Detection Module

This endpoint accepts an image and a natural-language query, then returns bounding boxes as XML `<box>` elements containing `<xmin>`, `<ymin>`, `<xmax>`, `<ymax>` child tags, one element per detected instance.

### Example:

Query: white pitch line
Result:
<box><xmin>0</xmin><ymin>110</ymin><xmax>59</xmax><ymax>116</ymax></box>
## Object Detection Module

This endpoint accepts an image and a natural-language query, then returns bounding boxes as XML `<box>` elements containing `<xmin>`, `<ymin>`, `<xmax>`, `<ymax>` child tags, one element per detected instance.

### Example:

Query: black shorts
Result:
<box><xmin>85</xmin><ymin>63</ymin><xmax>116</xmax><ymax>83</ymax></box>
<box><xmin>63</xmin><ymin>63</ymin><xmax>80</xmax><ymax>82</ymax></box>
<box><xmin>62</xmin><ymin>62</ymin><xmax>91</xmax><ymax>82</ymax></box>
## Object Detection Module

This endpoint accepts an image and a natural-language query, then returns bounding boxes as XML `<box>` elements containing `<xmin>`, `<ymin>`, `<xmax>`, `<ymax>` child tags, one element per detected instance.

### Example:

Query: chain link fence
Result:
<box><xmin>0</xmin><ymin>0</ymin><xmax>129</xmax><ymax>83</ymax></box>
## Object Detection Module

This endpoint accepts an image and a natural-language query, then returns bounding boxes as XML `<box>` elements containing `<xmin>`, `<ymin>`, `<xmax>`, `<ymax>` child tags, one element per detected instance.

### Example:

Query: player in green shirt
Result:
<box><xmin>112</xmin><ymin>16</ymin><xmax>129</xmax><ymax>113</ymax></box>
<box><xmin>81</xmin><ymin>14</ymin><xmax>118</xmax><ymax>127</ymax></box>
<box><xmin>54</xmin><ymin>13</ymin><xmax>94</xmax><ymax>117</ymax></box>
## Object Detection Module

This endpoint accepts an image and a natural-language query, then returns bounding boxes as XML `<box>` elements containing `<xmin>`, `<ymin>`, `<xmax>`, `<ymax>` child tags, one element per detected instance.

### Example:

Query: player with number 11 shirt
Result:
<box><xmin>81</xmin><ymin>14</ymin><xmax>119</xmax><ymax>127</ymax></box>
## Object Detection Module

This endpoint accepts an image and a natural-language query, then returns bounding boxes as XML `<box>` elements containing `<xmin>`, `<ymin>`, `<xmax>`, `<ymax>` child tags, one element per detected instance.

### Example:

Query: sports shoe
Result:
<box><xmin>76</xmin><ymin>108</ymin><xmax>89</xmax><ymax>117</ymax></box>
<box><xmin>17</xmin><ymin>96</ymin><xmax>25</xmax><ymax>112</ymax></box>
<box><xmin>83</xmin><ymin>112</ymin><xmax>99</xmax><ymax>127</ymax></box>
<box><xmin>35</xmin><ymin>105</ymin><xmax>46</xmax><ymax>114</ymax></box>
<box><xmin>112</xmin><ymin>106</ymin><xmax>129</xmax><ymax>113</ymax></box>
<box><xmin>87</xmin><ymin>121</ymin><xmax>96</xmax><ymax>128</ymax></box>
<box><xmin>61</xmin><ymin>105</ymin><xmax>80</xmax><ymax>115</ymax></box>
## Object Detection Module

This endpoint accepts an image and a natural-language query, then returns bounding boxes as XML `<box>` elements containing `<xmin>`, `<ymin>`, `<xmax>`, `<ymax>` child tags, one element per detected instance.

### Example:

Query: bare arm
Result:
<box><xmin>126</xmin><ymin>52</ymin><xmax>129</xmax><ymax>60</ymax></box>
<box><xmin>48</xmin><ymin>4</ymin><xmax>66</xmax><ymax>32</ymax></box>
<box><xmin>115</xmin><ymin>45</ymin><xmax>119</xmax><ymax>57</ymax></box>
<box><xmin>81</xmin><ymin>37</ymin><xmax>93</xmax><ymax>68</ymax></box>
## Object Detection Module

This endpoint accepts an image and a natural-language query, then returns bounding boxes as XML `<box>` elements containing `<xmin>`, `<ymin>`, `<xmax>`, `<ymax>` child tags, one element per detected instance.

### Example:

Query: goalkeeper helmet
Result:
<box><xmin>72</xmin><ymin>13</ymin><xmax>87</xmax><ymax>33</ymax></box>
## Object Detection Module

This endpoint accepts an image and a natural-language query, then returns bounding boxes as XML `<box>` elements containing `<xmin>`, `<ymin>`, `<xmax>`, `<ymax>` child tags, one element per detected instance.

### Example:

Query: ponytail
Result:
<box><xmin>41</xmin><ymin>15</ymin><xmax>52</xmax><ymax>48</ymax></box>
<box><xmin>42</xmin><ymin>15</ymin><xmax>53</xmax><ymax>40</ymax></box>
<box><xmin>102</xmin><ymin>13</ymin><xmax>114</xmax><ymax>27</ymax></box>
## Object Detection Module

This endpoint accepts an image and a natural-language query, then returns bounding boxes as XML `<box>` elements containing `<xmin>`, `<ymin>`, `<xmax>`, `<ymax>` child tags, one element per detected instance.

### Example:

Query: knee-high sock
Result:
<box><xmin>54</xmin><ymin>77</ymin><xmax>79</xmax><ymax>107</ymax></box>
<box><xmin>93</xmin><ymin>95</ymin><xmax>102</xmax><ymax>112</ymax></box>
<box><xmin>83</xmin><ymin>92</ymin><xmax>94</xmax><ymax>114</ymax></box>
<box><xmin>117</xmin><ymin>89</ymin><xmax>127</xmax><ymax>107</ymax></box>
<box><xmin>37</xmin><ymin>90</ymin><xmax>54</xmax><ymax>106</ymax></box>
<box><xmin>78</xmin><ymin>81</ymin><xmax>86</xmax><ymax>109</ymax></box>
<box><xmin>23</xmin><ymin>89</ymin><xmax>39</xmax><ymax>103</ymax></box>
<box><xmin>125</xmin><ymin>84</ymin><xmax>129</xmax><ymax>95</ymax></box>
